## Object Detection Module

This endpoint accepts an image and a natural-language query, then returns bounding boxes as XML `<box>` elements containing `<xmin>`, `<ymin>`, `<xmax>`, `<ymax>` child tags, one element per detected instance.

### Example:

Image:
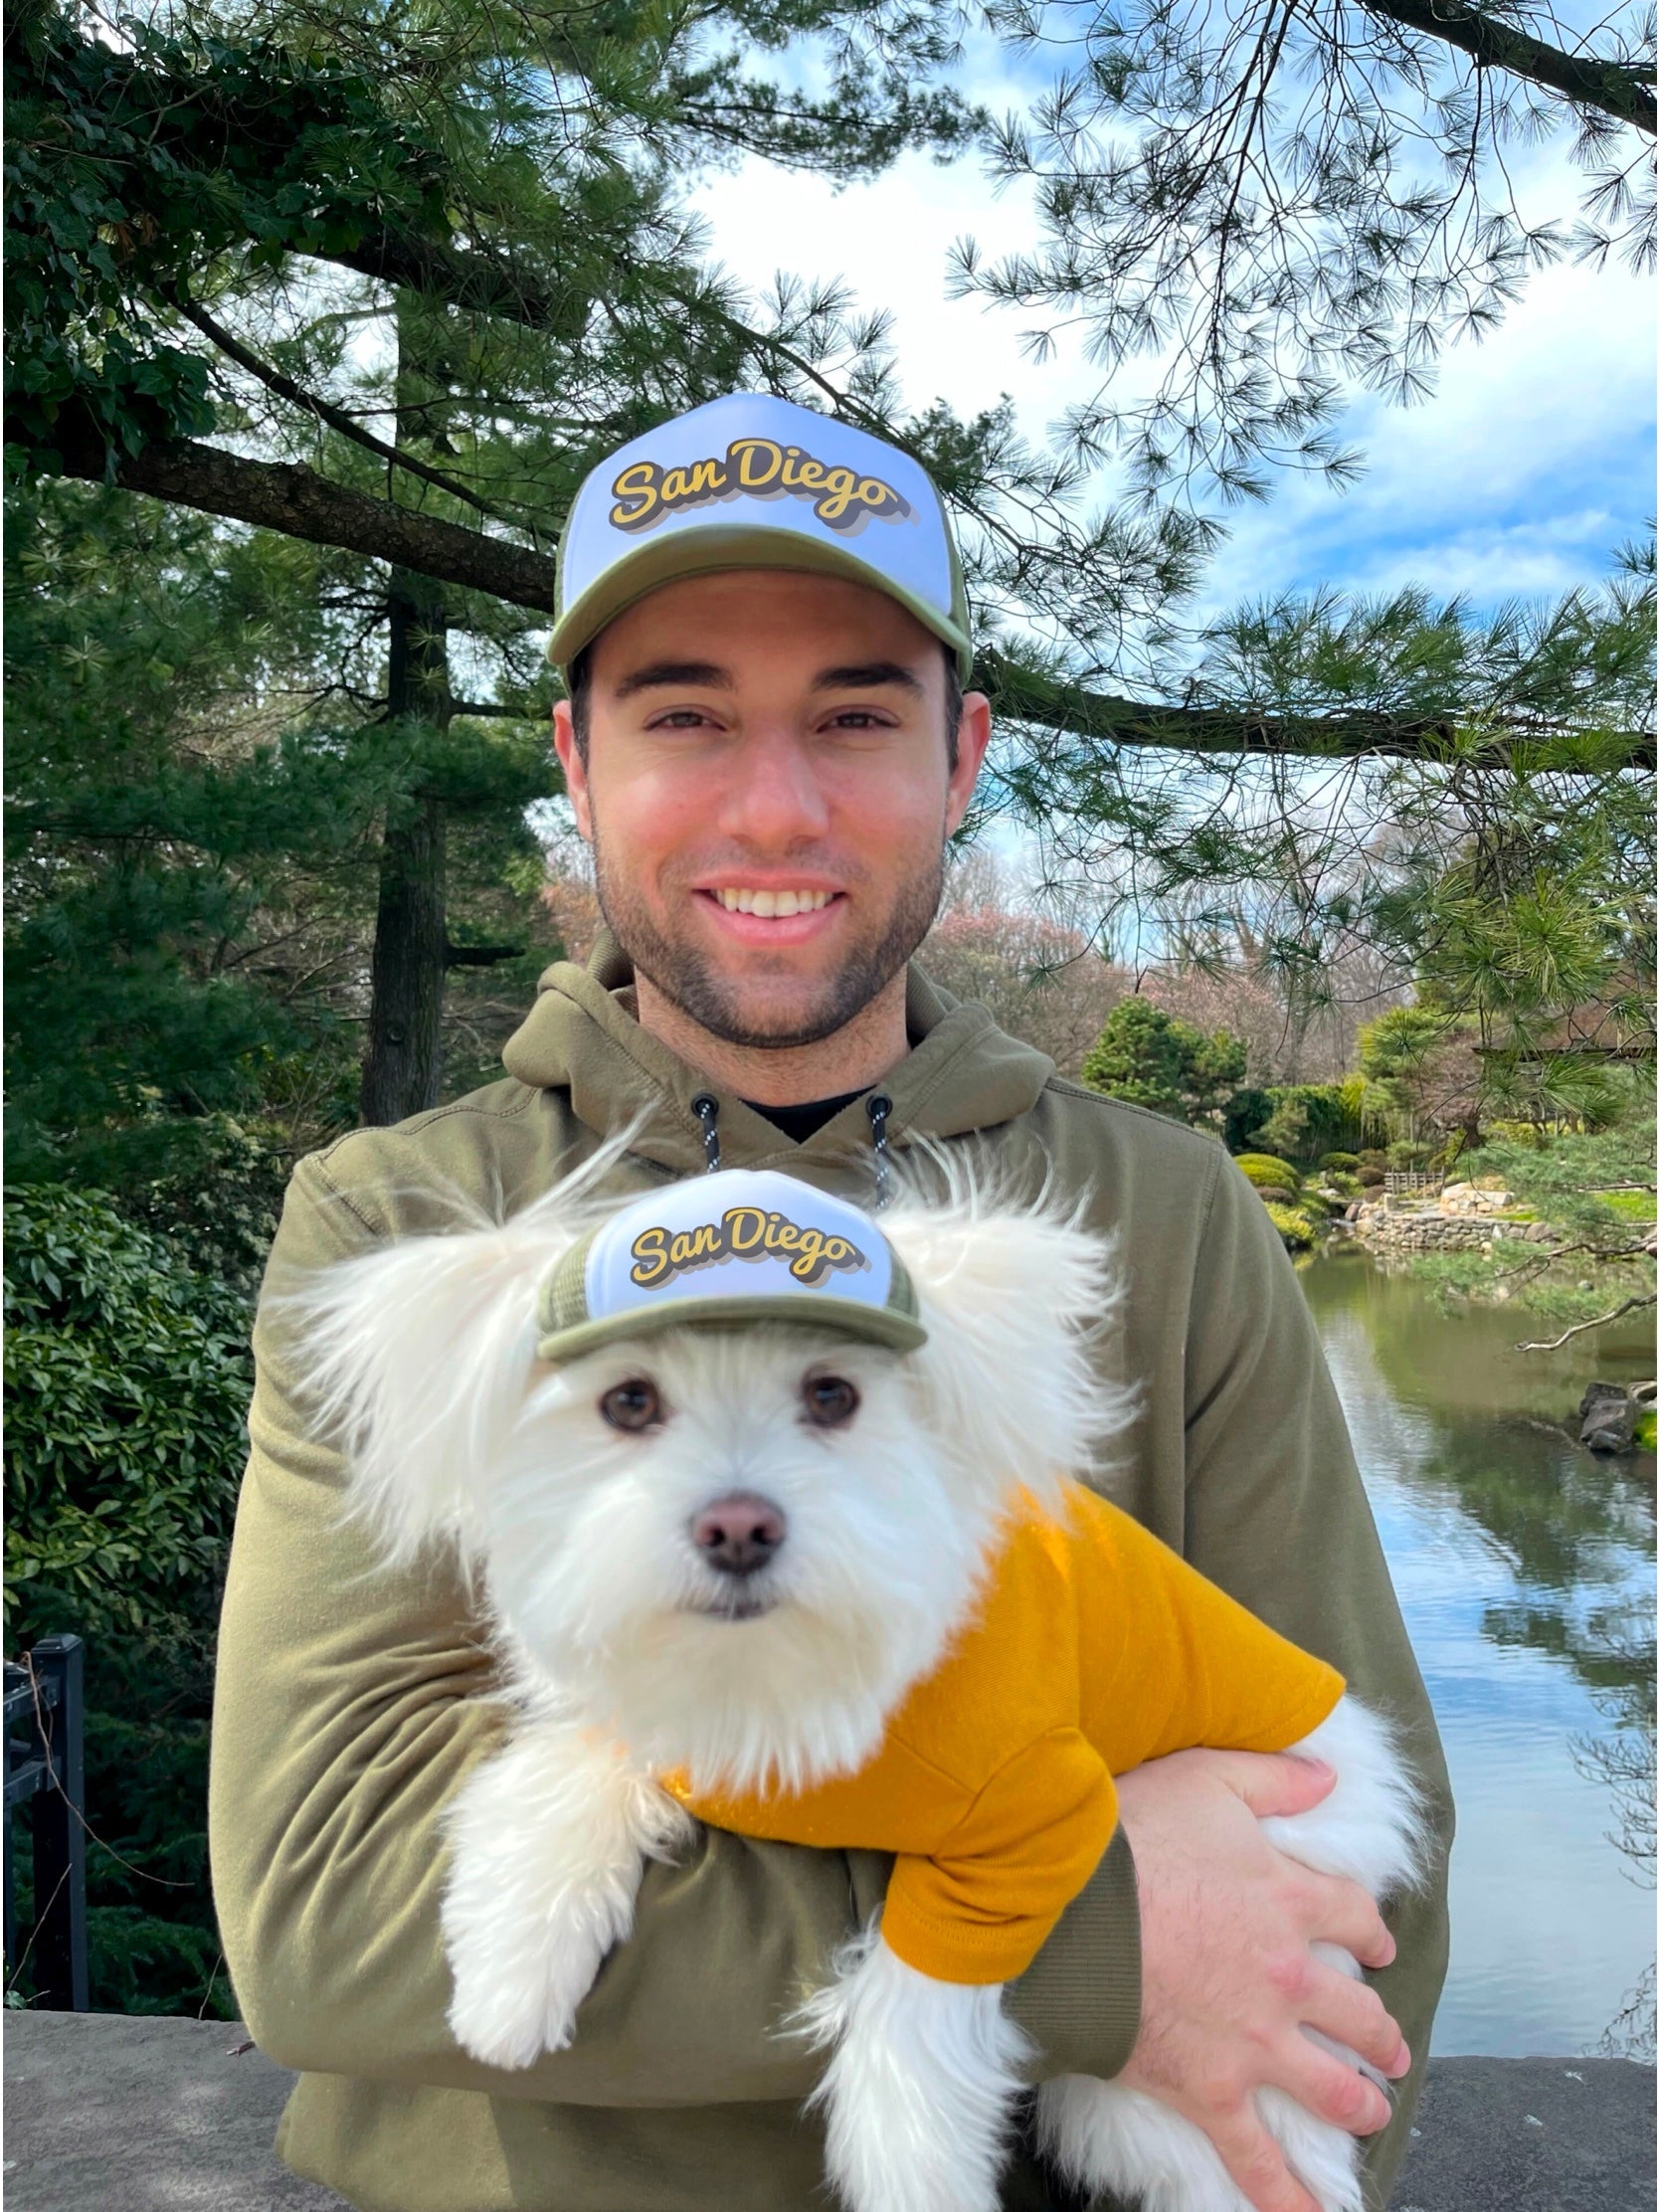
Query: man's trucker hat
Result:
<box><xmin>547</xmin><ymin>393</ymin><xmax>972</xmax><ymax>681</ymax></box>
<box><xmin>536</xmin><ymin>1169</ymin><xmax>926</xmax><ymax>1365</ymax></box>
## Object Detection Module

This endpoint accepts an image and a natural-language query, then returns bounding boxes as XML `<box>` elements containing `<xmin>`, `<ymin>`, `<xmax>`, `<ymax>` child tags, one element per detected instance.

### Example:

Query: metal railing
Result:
<box><xmin>4</xmin><ymin>1633</ymin><xmax>89</xmax><ymax>2010</ymax></box>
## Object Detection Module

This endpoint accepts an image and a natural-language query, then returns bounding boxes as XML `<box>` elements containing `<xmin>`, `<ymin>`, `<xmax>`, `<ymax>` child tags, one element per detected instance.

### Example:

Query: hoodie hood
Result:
<box><xmin>500</xmin><ymin>930</ymin><xmax>1055</xmax><ymax>1178</ymax></box>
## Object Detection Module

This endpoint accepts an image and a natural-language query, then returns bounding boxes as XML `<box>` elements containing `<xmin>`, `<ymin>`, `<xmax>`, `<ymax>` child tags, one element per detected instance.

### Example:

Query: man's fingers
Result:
<box><xmin>1274</xmin><ymin>2031</ymin><xmax>1396</xmax><ymax>2136</ymax></box>
<box><xmin>1223</xmin><ymin>1750</ymin><xmax>1338</xmax><ymax>1821</ymax></box>
<box><xmin>1206</xmin><ymin>2103</ymin><xmax>1325</xmax><ymax>2212</ymax></box>
<box><xmin>1295</xmin><ymin>1870</ymin><xmax>1395</xmax><ymax>1969</ymax></box>
<box><xmin>1298</xmin><ymin>1959</ymin><xmax>1411</xmax><ymax>2079</ymax></box>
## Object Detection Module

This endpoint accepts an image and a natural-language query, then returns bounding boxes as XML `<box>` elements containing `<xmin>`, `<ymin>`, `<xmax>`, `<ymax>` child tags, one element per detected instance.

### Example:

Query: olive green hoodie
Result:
<box><xmin>209</xmin><ymin>938</ymin><xmax>1451</xmax><ymax>2212</ymax></box>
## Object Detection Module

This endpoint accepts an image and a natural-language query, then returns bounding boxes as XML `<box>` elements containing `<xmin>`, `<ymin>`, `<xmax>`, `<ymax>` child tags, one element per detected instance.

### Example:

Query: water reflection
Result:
<box><xmin>1298</xmin><ymin>1247</ymin><xmax>1655</xmax><ymax>2058</ymax></box>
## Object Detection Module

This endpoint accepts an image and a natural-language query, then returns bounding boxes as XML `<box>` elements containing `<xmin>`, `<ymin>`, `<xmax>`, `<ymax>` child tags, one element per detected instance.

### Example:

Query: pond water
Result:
<box><xmin>1298</xmin><ymin>1247</ymin><xmax>1655</xmax><ymax>2059</ymax></box>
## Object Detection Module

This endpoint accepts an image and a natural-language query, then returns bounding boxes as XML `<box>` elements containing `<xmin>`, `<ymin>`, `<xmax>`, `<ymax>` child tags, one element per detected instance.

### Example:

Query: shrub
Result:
<box><xmin>1252</xmin><ymin>1083</ymin><xmax>1369</xmax><ymax>1166</ymax></box>
<box><xmin>1319</xmin><ymin>1152</ymin><xmax>1362</xmax><ymax>1174</ymax></box>
<box><xmin>1263</xmin><ymin>1200</ymin><xmax>1318</xmax><ymax>1250</ymax></box>
<box><xmin>1321</xmin><ymin>1171</ymin><xmax>1363</xmax><ymax>1198</ymax></box>
<box><xmin>1358</xmin><ymin>1165</ymin><xmax>1385</xmax><ymax>1187</ymax></box>
<box><xmin>1081</xmin><ymin>998</ymin><xmax>1247</xmax><ymax>1127</ymax></box>
<box><xmin>1233</xmin><ymin>1153</ymin><xmax>1302</xmax><ymax>1193</ymax></box>
<box><xmin>5</xmin><ymin>1185</ymin><xmax>255</xmax><ymax>2015</ymax></box>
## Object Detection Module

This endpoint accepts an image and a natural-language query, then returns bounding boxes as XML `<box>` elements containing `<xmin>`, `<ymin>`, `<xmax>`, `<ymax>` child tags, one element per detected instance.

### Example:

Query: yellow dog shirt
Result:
<box><xmin>670</xmin><ymin>1483</ymin><xmax>1345</xmax><ymax>1986</ymax></box>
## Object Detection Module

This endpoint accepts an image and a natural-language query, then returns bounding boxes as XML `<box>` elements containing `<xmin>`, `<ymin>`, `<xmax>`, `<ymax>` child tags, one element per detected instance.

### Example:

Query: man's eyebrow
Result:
<box><xmin>611</xmin><ymin>659</ymin><xmax>733</xmax><ymax>699</ymax></box>
<box><xmin>813</xmin><ymin>660</ymin><xmax>924</xmax><ymax>694</ymax></box>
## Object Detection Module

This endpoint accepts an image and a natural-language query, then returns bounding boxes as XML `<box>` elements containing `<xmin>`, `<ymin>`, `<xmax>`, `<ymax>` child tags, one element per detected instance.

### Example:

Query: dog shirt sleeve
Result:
<box><xmin>1071</xmin><ymin>1488</ymin><xmax>1347</xmax><ymax>1769</ymax></box>
<box><xmin>877</xmin><ymin>1726</ymin><xmax>1119</xmax><ymax>1986</ymax></box>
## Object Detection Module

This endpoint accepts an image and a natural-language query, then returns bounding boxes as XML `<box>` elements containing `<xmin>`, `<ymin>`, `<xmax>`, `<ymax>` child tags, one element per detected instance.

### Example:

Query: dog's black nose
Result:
<box><xmin>691</xmin><ymin>1493</ymin><xmax>787</xmax><ymax>1576</ymax></box>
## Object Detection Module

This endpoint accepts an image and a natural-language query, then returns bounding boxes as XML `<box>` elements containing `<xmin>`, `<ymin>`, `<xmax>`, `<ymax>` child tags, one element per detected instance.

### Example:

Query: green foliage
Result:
<box><xmin>1080</xmin><ymin>996</ymin><xmax>1246</xmax><ymax>1127</ymax></box>
<box><xmin>1233</xmin><ymin>1153</ymin><xmax>1302</xmax><ymax>1193</ymax></box>
<box><xmin>1221</xmin><ymin>1085</ymin><xmax>1271</xmax><ymax>1153</ymax></box>
<box><xmin>5</xmin><ymin>1186</ymin><xmax>252</xmax><ymax>1639</ymax></box>
<box><xmin>1402</xmin><ymin>1096</ymin><xmax>1657</xmax><ymax>1326</ymax></box>
<box><xmin>1320</xmin><ymin>1153</ymin><xmax>1361</xmax><ymax>1174</ymax></box>
<box><xmin>1263</xmin><ymin>1199</ymin><xmax>1318</xmax><ymax>1251</ymax></box>
<box><xmin>6</xmin><ymin>1184</ymin><xmax>254</xmax><ymax>2015</ymax></box>
<box><xmin>1252</xmin><ymin>1082</ymin><xmax>1366</xmax><ymax>1165</ymax></box>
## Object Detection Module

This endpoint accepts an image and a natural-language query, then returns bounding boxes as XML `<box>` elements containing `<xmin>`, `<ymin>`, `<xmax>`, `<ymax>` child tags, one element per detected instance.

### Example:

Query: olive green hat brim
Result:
<box><xmin>547</xmin><ymin>524</ymin><xmax>974</xmax><ymax>684</ymax></box>
<box><xmin>537</xmin><ymin>1293</ymin><xmax>928</xmax><ymax>1368</ymax></box>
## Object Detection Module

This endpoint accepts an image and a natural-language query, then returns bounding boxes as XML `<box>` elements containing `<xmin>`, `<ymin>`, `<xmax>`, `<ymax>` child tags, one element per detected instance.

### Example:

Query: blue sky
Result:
<box><xmin>692</xmin><ymin>72</ymin><xmax>1655</xmax><ymax>637</ymax></box>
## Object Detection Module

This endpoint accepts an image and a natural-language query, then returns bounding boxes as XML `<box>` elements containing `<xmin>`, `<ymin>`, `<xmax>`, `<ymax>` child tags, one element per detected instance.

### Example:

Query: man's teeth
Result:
<box><xmin>715</xmin><ymin>888</ymin><xmax>834</xmax><ymax>917</ymax></box>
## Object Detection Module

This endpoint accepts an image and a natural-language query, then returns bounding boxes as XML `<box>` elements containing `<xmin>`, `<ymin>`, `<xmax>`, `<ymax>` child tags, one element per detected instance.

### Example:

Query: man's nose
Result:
<box><xmin>690</xmin><ymin>1493</ymin><xmax>788</xmax><ymax>1576</ymax></box>
<box><xmin>714</xmin><ymin>727</ymin><xmax>830</xmax><ymax>845</ymax></box>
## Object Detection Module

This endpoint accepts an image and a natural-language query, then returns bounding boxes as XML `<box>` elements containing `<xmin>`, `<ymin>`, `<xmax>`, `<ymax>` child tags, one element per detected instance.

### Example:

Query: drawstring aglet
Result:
<box><xmin>690</xmin><ymin>1092</ymin><xmax>723</xmax><ymax>1175</ymax></box>
<box><xmin>865</xmin><ymin>1091</ymin><xmax>894</xmax><ymax>1209</ymax></box>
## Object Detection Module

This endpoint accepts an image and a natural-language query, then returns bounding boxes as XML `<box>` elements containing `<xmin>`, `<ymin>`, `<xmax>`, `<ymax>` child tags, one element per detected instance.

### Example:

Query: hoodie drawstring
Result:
<box><xmin>692</xmin><ymin>1086</ymin><xmax>894</xmax><ymax>1199</ymax></box>
<box><xmin>690</xmin><ymin>1092</ymin><xmax>723</xmax><ymax>1174</ymax></box>
<box><xmin>865</xmin><ymin>1091</ymin><xmax>894</xmax><ymax>1209</ymax></box>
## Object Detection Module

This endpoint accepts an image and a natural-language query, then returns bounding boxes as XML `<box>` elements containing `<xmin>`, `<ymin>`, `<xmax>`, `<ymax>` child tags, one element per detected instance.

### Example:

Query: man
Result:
<box><xmin>211</xmin><ymin>392</ymin><xmax>1450</xmax><ymax>2212</ymax></box>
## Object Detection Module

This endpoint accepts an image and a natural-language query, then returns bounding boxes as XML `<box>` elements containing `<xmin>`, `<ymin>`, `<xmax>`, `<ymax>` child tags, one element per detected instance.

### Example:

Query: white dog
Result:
<box><xmin>294</xmin><ymin>1153</ymin><xmax>1425</xmax><ymax>2212</ymax></box>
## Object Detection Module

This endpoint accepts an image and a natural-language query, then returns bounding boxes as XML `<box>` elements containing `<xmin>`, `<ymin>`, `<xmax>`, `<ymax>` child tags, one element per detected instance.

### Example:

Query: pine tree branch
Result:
<box><xmin>1517</xmin><ymin>1294</ymin><xmax>1657</xmax><ymax>1351</ymax></box>
<box><xmin>44</xmin><ymin>426</ymin><xmax>1656</xmax><ymax>769</ymax></box>
<box><xmin>976</xmin><ymin>650</ymin><xmax>1658</xmax><ymax>770</ymax></box>
<box><xmin>1359</xmin><ymin>0</ymin><xmax>1655</xmax><ymax>132</ymax></box>
<box><xmin>167</xmin><ymin>292</ymin><xmax>512</xmax><ymax>522</ymax></box>
<box><xmin>49</xmin><ymin>427</ymin><xmax>560</xmax><ymax>614</ymax></box>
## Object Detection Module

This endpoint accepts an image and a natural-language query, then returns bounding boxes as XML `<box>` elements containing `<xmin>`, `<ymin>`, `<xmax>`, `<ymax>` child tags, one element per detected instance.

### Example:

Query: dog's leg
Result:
<box><xmin>442</xmin><ymin>1719</ymin><xmax>691</xmax><ymax>2071</ymax></box>
<box><xmin>795</xmin><ymin>1926</ymin><xmax>1032</xmax><ymax>2212</ymax></box>
<box><xmin>1035</xmin><ymin>1697</ymin><xmax>1427</xmax><ymax>2212</ymax></box>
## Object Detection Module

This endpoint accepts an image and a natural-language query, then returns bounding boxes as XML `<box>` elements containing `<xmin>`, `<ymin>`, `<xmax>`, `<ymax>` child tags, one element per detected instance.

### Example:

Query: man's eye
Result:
<box><xmin>826</xmin><ymin>710</ymin><xmax>890</xmax><ymax>731</ymax></box>
<box><xmin>648</xmin><ymin>709</ymin><xmax>715</xmax><ymax>730</ymax></box>
<box><xmin>601</xmin><ymin>1379</ymin><xmax>663</xmax><ymax>1432</ymax></box>
<box><xmin>802</xmin><ymin>1375</ymin><xmax>860</xmax><ymax>1429</ymax></box>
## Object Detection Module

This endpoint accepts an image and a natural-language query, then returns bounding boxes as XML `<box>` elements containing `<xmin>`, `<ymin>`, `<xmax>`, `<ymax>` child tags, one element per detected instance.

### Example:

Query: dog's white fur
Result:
<box><xmin>293</xmin><ymin>1151</ymin><xmax>1426</xmax><ymax>2212</ymax></box>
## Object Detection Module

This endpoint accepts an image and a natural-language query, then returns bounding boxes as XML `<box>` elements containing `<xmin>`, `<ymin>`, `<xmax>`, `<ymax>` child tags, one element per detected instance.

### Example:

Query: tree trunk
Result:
<box><xmin>358</xmin><ymin>568</ymin><xmax>453</xmax><ymax>1125</ymax></box>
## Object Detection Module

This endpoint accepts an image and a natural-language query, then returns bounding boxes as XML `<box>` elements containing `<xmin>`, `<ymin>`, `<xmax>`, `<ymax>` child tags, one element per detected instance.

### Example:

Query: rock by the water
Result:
<box><xmin>1579</xmin><ymin>1382</ymin><xmax>1636</xmax><ymax>1454</ymax></box>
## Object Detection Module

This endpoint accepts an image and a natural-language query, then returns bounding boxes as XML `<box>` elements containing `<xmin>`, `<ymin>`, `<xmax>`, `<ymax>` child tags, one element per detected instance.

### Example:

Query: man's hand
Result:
<box><xmin>1115</xmin><ymin>1747</ymin><xmax>1410</xmax><ymax>2212</ymax></box>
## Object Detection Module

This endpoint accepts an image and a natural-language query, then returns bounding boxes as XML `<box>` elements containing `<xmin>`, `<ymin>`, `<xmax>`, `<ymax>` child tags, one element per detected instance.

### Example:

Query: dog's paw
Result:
<box><xmin>445</xmin><ymin>1901</ymin><xmax>625</xmax><ymax>2068</ymax></box>
<box><xmin>440</xmin><ymin>1724</ymin><xmax>688</xmax><ymax>2070</ymax></box>
<box><xmin>800</xmin><ymin>1932</ymin><xmax>1029</xmax><ymax>2212</ymax></box>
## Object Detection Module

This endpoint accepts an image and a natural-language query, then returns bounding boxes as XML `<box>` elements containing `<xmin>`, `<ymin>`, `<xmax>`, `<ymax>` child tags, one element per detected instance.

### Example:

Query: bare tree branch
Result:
<box><xmin>1517</xmin><ymin>1294</ymin><xmax>1658</xmax><ymax>1351</ymax></box>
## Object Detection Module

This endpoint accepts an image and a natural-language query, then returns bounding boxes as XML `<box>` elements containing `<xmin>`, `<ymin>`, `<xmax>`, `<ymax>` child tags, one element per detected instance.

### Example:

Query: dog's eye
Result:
<box><xmin>802</xmin><ymin>1375</ymin><xmax>859</xmax><ymax>1429</ymax></box>
<box><xmin>600</xmin><ymin>1379</ymin><xmax>662</xmax><ymax>1432</ymax></box>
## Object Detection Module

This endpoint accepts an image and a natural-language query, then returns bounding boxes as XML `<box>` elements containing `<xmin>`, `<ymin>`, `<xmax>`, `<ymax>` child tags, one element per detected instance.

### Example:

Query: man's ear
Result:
<box><xmin>880</xmin><ymin>1189</ymin><xmax>1127</xmax><ymax>1513</ymax></box>
<box><xmin>552</xmin><ymin>699</ymin><xmax>594</xmax><ymax>841</ymax></box>
<box><xmin>282</xmin><ymin>1209</ymin><xmax>579</xmax><ymax>1569</ymax></box>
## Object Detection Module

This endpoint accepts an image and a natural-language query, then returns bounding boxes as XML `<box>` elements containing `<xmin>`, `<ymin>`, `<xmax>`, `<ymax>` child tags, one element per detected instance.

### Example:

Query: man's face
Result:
<box><xmin>552</xmin><ymin>571</ymin><xmax>990</xmax><ymax>1051</ymax></box>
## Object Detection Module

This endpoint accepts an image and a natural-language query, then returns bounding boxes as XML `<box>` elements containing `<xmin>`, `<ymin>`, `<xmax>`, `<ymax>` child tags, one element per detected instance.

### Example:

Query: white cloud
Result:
<box><xmin>692</xmin><ymin>128</ymin><xmax>1655</xmax><ymax>621</ymax></box>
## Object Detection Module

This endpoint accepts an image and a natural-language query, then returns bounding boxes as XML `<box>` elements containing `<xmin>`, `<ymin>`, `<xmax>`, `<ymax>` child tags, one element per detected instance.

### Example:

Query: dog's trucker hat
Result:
<box><xmin>536</xmin><ymin>1169</ymin><xmax>926</xmax><ymax>1365</ymax></box>
<box><xmin>547</xmin><ymin>393</ymin><xmax>972</xmax><ymax>680</ymax></box>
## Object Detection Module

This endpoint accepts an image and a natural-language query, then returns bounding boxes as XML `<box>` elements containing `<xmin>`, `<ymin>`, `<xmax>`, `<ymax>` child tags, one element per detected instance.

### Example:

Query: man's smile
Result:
<box><xmin>692</xmin><ymin>882</ymin><xmax>849</xmax><ymax>944</ymax></box>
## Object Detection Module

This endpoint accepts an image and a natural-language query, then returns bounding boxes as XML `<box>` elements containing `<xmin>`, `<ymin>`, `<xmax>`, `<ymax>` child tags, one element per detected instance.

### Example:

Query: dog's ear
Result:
<box><xmin>881</xmin><ymin>1195</ymin><xmax>1125</xmax><ymax>1513</ymax></box>
<box><xmin>280</xmin><ymin>1208</ymin><xmax>576</xmax><ymax>1568</ymax></box>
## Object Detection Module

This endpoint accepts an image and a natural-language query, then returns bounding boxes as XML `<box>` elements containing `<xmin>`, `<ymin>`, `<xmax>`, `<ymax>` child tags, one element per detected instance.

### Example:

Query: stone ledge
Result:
<box><xmin>3</xmin><ymin>2011</ymin><xmax>1654</xmax><ymax>2211</ymax></box>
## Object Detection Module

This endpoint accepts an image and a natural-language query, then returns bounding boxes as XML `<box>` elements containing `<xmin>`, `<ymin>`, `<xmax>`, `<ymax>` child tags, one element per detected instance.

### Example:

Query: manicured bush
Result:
<box><xmin>1263</xmin><ymin>1200</ymin><xmax>1318</xmax><ymax>1250</ymax></box>
<box><xmin>1232</xmin><ymin>1153</ymin><xmax>1302</xmax><ymax>1193</ymax></box>
<box><xmin>1358</xmin><ymin>1165</ymin><xmax>1385</xmax><ymax>1187</ymax></box>
<box><xmin>1319</xmin><ymin>1152</ymin><xmax>1362</xmax><ymax>1174</ymax></box>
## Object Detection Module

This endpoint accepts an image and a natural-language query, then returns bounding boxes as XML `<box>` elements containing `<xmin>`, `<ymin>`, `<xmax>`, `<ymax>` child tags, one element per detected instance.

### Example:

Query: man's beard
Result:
<box><xmin>591</xmin><ymin>839</ymin><xmax>945</xmax><ymax>1052</ymax></box>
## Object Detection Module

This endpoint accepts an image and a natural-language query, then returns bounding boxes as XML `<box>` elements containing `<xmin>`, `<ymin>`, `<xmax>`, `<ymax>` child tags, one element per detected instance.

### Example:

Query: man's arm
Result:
<box><xmin>208</xmin><ymin>1152</ymin><xmax>1098</xmax><ymax>2105</ymax></box>
<box><xmin>1177</xmin><ymin>1150</ymin><xmax>1453</xmax><ymax>2207</ymax></box>
<box><xmin>1002</xmin><ymin>1138</ymin><xmax>1451</xmax><ymax>2210</ymax></box>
